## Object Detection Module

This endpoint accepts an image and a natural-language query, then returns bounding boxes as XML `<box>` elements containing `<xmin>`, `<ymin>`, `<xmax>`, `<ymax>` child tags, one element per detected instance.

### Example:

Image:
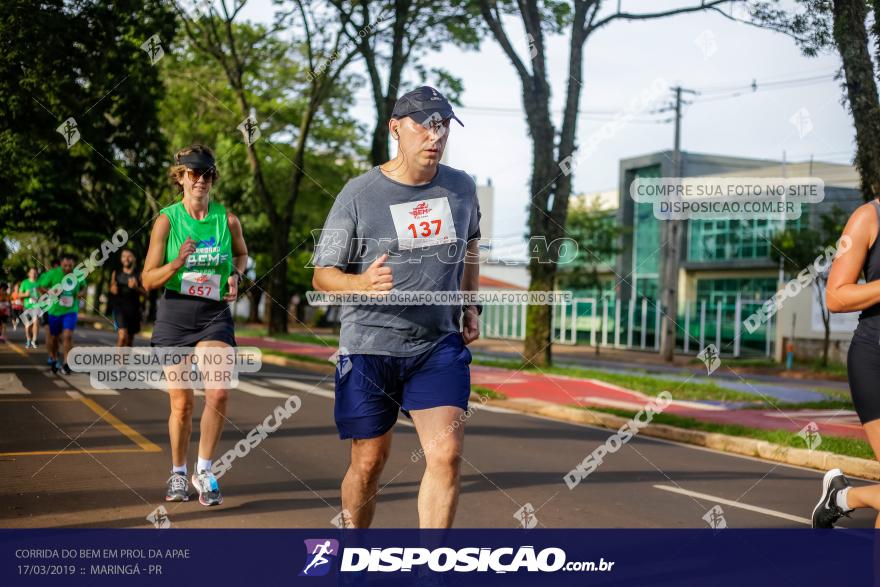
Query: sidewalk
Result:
<box><xmin>236</xmin><ymin>335</ymin><xmax>865</xmax><ymax>442</ymax></box>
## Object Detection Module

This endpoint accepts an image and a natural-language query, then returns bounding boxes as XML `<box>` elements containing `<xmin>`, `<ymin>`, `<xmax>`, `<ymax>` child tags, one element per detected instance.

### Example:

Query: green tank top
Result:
<box><xmin>161</xmin><ymin>200</ymin><xmax>233</xmax><ymax>300</ymax></box>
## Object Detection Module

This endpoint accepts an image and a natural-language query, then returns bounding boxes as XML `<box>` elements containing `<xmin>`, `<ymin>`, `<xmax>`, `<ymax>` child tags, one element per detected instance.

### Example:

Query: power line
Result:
<box><xmin>696</xmin><ymin>69</ymin><xmax>837</xmax><ymax>94</ymax></box>
<box><xmin>692</xmin><ymin>73</ymin><xmax>837</xmax><ymax>104</ymax></box>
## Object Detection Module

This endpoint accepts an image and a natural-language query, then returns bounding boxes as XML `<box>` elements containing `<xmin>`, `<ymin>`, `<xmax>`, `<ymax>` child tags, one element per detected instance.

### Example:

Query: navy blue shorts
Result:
<box><xmin>334</xmin><ymin>332</ymin><xmax>472</xmax><ymax>440</ymax></box>
<box><xmin>47</xmin><ymin>312</ymin><xmax>77</xmax><ymax>335</ymax></box>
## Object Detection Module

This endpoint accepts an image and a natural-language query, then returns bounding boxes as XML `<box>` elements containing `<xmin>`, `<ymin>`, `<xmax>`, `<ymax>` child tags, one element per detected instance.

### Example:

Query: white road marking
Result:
<box><xmin>653</xmin><ymin>484</ymin><xmax>811</xmax><ymax>525</ymax></box>
<box><xmin>61</xmin><ymin>374</ymin><xmax>120</xmax><ymax>396</ymax></box>
<box><xmin>268</xmin><ymin>378</ymin><xmax>335</xmax><ymax>399</ymax></box>
<box><xmin>0</xmin><ymin>373</ymin><xmax>30</xmax><ymax>394</ymax></box>
<box><xmin>234</xmin><ymin>380</ymin><xmax>289</xmax><ymax>398</ymax></box>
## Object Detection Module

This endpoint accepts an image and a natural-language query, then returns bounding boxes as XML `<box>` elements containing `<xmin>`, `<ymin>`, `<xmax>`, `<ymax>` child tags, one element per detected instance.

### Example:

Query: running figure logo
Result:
<box><xmin>140</xmin><ymin>34</ymin><xmax>165</xmax><ymax>65</ymax></box>
<box><xmin>237</xmin><ymin>114</ymin><xmax>261</xmax><ymax>146</ymax></box>
<box><xmin>514</xmin><ymin>503</ymin><xmax>538</xmax><ymax>529</ymax></box>
<box><xmin>56</xmin><ymin>117</ymin><xmax>80</xmax><ymax>148</ymax></box>
<box><xmin>300</xmin><ymin>539</ymin><xmax>339</xmax><ymax>577</ymax></box>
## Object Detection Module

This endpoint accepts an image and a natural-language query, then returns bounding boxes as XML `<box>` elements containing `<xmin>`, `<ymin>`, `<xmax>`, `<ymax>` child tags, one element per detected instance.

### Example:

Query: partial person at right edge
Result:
<box><xmin>815</xmin><ymin>198</ymin><xmax>880</xmax><ymax>527</ymax></box>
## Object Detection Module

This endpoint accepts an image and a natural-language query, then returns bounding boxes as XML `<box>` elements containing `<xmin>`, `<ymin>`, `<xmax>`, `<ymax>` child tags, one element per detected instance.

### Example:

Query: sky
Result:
<box><xmin>239</xmin><ymin>0</ymin><xmax>854</xmax><ymax>248</ymax></box>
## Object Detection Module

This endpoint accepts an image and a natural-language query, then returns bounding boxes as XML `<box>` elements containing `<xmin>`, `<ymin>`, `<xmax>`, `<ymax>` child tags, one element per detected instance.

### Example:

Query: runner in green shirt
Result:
<box><xmin>37</xmin><ymin>256</ymin><xmax>85</xmax><ymax>374</ymax></box>
<box><xmin>142</xmin><ymin>144</ymin><xmax>248</xmax><ymax>506</ymax></box>
<box><xmin>19</xmin><ymin>268</ymin><xmax>41</xmax><ymax>348</ymax></box>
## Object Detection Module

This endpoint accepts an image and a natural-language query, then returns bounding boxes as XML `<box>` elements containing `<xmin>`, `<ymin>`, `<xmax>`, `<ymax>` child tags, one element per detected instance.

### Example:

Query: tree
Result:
<box><xmin>159</xmin><ymin>21</ymin><xmax>364</xmax><ymax>328</ymax></box>
<box><xmin>477</xmin><ymin>0</ymin><xmax>743</xmax><ymax>366</ymax></box>
<box><xmin>176</xmin><ymin>0</ymin><xmax>365</xmax><ymax>333</ymax></box>
<box><xmin>329</xmin><ymin>0</ymin><xmax>481</xmax><ymax>165</ymax></box>
<box><xmin>753</xmin><ymin>0</ymin><xmax>880</xmax><ymax>201</ymax></box>
<box><xmin>771</xmin><ymin>207</ymin><xmax>848</xmax><ymax>367</ymax></box>
<box><xmin>0</xmin><ymin>0</ymin><xmax>176</xmax><ymax>316</ymax></box>
<box><xmin>557</xmin><ymin>195</ymin><xmax>624</xmax><ymax>355</ymax></box>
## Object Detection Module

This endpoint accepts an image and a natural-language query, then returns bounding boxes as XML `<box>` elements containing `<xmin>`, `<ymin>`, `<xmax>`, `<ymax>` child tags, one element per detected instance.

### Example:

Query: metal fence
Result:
<box><xmin>479</xmin><ymin>293</ymin><xmax>774</xmax><ymax>357</ymax></box>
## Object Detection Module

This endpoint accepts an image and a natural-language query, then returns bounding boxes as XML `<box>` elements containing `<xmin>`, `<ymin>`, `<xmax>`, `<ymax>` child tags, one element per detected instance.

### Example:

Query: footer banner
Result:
<box><xmin>1</xmin><ymin>529</ymin><xmax>875</xmax><ymax>585</ymax></box>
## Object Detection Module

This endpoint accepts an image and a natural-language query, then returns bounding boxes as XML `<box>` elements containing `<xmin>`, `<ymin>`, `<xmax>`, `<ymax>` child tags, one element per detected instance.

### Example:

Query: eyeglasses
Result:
<box><xmin>185</xmin><ymin>168</ymin><xmax>215</xmax><ymax>182</ymax></box>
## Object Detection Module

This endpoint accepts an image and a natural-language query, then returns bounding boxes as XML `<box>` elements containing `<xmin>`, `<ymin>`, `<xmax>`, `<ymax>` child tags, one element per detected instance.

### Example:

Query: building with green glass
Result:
<box><xmin>605</xmin><ymin>151</ymin><xmax>862</xmax><ymax>358</ymax></box>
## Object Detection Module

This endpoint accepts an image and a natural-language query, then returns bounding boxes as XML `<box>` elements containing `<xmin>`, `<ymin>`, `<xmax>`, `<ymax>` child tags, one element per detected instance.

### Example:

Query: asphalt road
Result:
<box><xmin>1</xmin><ymin>325</ymin><xmax>875</xmax><ymax>530</ymax></box>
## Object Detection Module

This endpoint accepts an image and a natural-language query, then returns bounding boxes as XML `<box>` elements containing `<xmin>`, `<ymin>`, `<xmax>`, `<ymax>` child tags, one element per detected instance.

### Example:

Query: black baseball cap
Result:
<box><xmin>177</xmin><ymin>151</ymin><xmax>215</xmax><ymax>169</ymax></box>
<box><xmin>391</xmin><ymin>86</ymin><xmax>463</xmax><ymax>127</ymax></box>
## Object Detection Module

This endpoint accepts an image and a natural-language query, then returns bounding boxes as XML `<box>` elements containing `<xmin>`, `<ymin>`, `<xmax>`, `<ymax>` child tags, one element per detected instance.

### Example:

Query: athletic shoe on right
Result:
<box><xmin>192</xmin><ymin>470</ymin><xmax>222</xmax><ymax>506</ymax></box>
<box><xmin>812</xmin><ymin>468</ymin><xmax>853</xmax><ymax>528</ymax></box>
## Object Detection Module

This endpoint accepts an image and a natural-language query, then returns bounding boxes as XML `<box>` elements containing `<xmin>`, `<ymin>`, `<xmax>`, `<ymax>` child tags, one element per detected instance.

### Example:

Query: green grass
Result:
<box><xmin>690</xmin><ymin>357</ymin><xmax>778</xmax><ymax>369</ymax></box>
<box><xmin>694</xmin><ymin>356</ymin><xmax>848</xmax><ymax>378</ymax></box>
<box><xmin>236</xmin><ymin>328</ymin><xmax>339</xmax><ymax>347</ymax></box>
<box><xmin>472</xmin><ymin>357</ymin><xmax>761</xmax><ymax>404</ymax></box>
<box><xmin>804</xmin><ymin>358</ymin><xmax>848</xmax><ymax>378</ymax></box>
<box><xmin>471</xmin><ymin>385</ymin><xmax>507</xmax><ymax>400</ymax></box>
<box><xmin>770</xmin><ymin>398</ymin><xmax>854</xmax><ymax>411</ymax></box>
<box><xmin>582</xmin><ymin>406</ymin><xmax>874</xmax><ymax>460</ymax></box>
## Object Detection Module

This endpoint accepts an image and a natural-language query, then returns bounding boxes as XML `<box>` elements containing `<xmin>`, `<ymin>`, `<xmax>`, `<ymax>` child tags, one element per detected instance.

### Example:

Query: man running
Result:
<box><xmin>110</xmin><ymin>249</ymin><xmax>145</xmax><ymax>347</ymax></box>
<box><xmin>19</xmin><ymin>268</ymin><xmax>41</xmax><ymax>348</ymax></box>
<box><xmin>312</xmin><ymin>86</ymin><xmax>481</xmax><ymax>528</ymax></box>
<box><xmin>37</xmin><ymin>256</ymin><xmax>84</xmax><ymax>374</ymax></box>
<box><xmin>142</xmin><ymin>144</ymin><xmax>248</xmax><ymax>507</ymax></box>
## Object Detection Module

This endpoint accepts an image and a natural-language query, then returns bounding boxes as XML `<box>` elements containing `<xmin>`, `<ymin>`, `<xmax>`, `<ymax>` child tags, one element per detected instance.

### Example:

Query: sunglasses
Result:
<box><xmin>185</xmin><ymin>168</ymin><xmax>215</xmax><ymax>182</ymax></box>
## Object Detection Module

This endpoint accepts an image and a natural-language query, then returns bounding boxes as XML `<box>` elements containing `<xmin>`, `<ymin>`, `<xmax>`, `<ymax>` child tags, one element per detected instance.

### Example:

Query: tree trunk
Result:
<box><xmin>822</xmin><ymin>318</ymin><xmax>831</xmax><ymax>367</ymax></box>
<box><xmin>247</xmin><ymin>284</ymin><xmax>262</xmax><ymax>324</ymax></box>
<box><xmin>834</xmin><ymin>0</ymin><xmax>880</xmax><ymax>201</ymax></box>
<box><xmin>524</xmin><ymin>259</ymin><xmax>554</xmax><ymax>366</ymax></box>
<box><xmin>370</xmin><ymin>101</ymin><xmax>393</xmax><ymax>165</ymax></box>
<box><xmin>267</xmin><ymin>223</ymin><xmax>291</xmax><ymax>335</ymax></box>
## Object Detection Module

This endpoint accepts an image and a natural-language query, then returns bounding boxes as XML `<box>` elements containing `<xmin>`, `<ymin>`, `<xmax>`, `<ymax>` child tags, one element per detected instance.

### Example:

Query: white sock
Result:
<box><xmin>197</xmin><ymin>457</ymin><xmax>212</xmax><ymax>473</ymax></box>
<box><xmin>172</xmin><ymin>464</ymin><xmax>187</xmax><ymax>476</ymax></box>
<box><xmin>836</xmin><ymin>487</ymin><xmax>851</xmax><ymax>511</ymax></box>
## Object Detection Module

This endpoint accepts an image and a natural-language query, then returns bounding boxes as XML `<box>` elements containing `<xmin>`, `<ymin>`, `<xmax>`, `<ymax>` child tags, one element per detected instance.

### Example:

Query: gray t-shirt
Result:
<box><xmin>312</xmin><ymin>165</ymin><xmax>481</xmax><ymax>356</ymax></box>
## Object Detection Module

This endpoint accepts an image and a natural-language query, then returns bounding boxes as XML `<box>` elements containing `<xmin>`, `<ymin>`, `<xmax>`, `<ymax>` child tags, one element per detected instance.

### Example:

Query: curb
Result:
<box><xmin>484</xmin><ymin>397</ymin><xmax>880</xmax><ymax>481</ymax></box>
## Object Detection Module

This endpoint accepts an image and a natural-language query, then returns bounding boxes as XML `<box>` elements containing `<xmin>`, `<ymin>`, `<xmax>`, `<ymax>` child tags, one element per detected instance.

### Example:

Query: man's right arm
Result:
<box><xmin>313</xmin><ymin>255</ymin><xmax>393</xmax><ymax>293</ymax></box>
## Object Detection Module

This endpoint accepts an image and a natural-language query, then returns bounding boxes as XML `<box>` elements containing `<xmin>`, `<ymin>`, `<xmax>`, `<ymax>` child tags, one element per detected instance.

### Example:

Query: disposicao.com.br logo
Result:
<box><xmin>299</xmin><ymin>542</ymin><xmax>614</xmax><ymax>575</ymax></box>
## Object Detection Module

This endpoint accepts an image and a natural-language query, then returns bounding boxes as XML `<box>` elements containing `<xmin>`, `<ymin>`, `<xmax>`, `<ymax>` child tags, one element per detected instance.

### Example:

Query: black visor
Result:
<box><xmin>177</xmin><ymin>151</ymin><xmax>215</xmax><ymax>169</ymax></box>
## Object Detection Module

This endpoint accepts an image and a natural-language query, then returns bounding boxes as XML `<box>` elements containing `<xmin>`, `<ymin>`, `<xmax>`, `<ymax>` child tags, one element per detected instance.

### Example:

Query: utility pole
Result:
<box><xmin>659</xmin><ymin>86</ymin><xmax>697</xmax><ymax>362</ymax></box>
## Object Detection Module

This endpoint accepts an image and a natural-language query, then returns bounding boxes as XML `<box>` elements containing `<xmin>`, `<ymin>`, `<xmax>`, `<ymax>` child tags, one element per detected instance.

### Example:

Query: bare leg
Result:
<box><xmin>341</xmin><ymin>431</ymin><xmax>393</xmax><ymax>528</ymax></box>
<box><xmin>411</xmin><ymin>406</ymin><xmax>465</xmax><ymax>529</ymax></box>
<box><xmin>168</xmin><ymin>388</ymin><xmax>194</xmax><ymax>469</ymax></box>
<box><xmin>195</xmin><ymin>341</ymin><xmax>232</xmax><ymax>466</ymax></box>
<box><xmin>27</xmin><ymin>321</ymin><xmax>39</xmax><ymax>344</ymax></box>
<box><xmin>46</xmin><ymin>331</ymin><xmax>58</xmax><ymax>362</ymax></box>
<box><xmin>840</xmin><ymin>420</ymin><xmax>880</xmax><ymax>527</ymax></box>
<box><xmin>61</xmin><ymin>329</ymin><xmax>73</xmax><ymax>364</ymax></box>
<box><xmin>116</xmin><ymin>328</ymin><xmax>128</xmax><ymax>348</ymax></box>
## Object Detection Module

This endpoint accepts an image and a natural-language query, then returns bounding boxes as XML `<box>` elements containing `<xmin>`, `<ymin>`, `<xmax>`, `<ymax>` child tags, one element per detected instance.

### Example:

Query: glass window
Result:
<box><xmin>688</xmin><ymin>217</ymin><xmax>801</xmax><ymax>261</ymax></box>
